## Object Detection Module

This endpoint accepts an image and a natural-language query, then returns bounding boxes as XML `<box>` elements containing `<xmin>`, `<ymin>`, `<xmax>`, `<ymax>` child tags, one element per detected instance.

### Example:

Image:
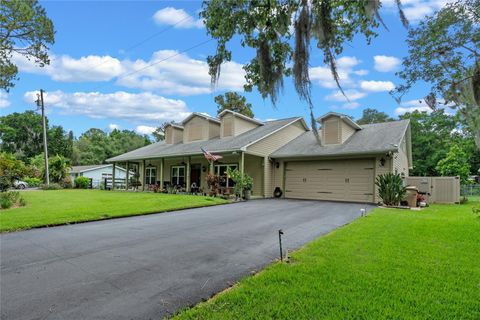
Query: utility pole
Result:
<box><xmin>36</xmin><ymin>90</ymin><xmax>49</xmax><ymax>186</ymax></box>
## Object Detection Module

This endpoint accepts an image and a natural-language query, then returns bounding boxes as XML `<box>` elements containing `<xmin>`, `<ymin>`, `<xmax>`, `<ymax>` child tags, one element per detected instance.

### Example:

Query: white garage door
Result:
<box><xmin>284</xmin><ymin>159</ymin><xmax>375</xmax><ymax>202</ymax></box>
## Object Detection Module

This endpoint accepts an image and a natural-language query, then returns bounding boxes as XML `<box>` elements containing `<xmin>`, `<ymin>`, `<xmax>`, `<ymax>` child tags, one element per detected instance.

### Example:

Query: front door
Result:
<box><xmin>190</xmin><ymin>164</ymin><xmax>201</xmax><ymax>187</ymax></box>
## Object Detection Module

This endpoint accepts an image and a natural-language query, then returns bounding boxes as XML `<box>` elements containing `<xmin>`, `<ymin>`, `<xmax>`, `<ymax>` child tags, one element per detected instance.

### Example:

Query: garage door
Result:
<box><xmin>284</xmin><ymin>159</ymin><xmax>375</xmax><ymax>202</ymax></box>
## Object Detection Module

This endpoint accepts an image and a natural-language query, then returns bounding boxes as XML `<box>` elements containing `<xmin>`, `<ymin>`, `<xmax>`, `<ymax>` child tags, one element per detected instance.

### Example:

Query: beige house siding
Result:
<box><xmin>184</xmin><ymin>117</ymin><xmax>207</xmax><ymax>143</ymax></box>
<box><xmin>220</xmin><ymin>113</ymin><xmax>259</xmax><ymax>138</ymax></box>
<box><xmin>208</xmin><ymin>122</ymin><xmax>220</xmax><ymax>139</ymax></box>
<box><xmin>220</xmin><ymin>114</ymin><xmax>234</xmax><ymax>138</ymax></box>
<box><xmin>234</xmin><ymin>117</ymin><xmax>259</xmax><ymax>136</ymax></box>
<box><xmin>247</xmin><ymin>121</ymin><xmax>306</xmax><ymax>155</ymax></box>
<box><xmin>322</xmin><ymin>118</ymin><xmax>340</xmax><ymax>144</ymax></box>
<box><xmin>244</xmin><ymin>154</ymin><xmax>263</xmax><ymax>196</ymax></box>
<box><xmin>393</xmin><ymin>136</ymin><xmax>409</xmax><ymax>177</ymax></box>
<box><xmin>341</xmin><ymin>122</ymin><xmax>357</xmax><ymax>143</ymax></box>
<box><xmin>247</xmin><ymin>120</ymin><xmax>306</xmax><ymax>198</ymax></box>
<box><xmin>165</xmin><ymin>126</ymin><xmax>183</xmax><ymax>144</ymax></box>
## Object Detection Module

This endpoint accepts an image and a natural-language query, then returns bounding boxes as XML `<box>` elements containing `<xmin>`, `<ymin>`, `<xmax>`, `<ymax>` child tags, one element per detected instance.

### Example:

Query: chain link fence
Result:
<box><xmin>461</xmin><ymin>184</ymin><xmax>480</xmax><ymax>198</ymax></box>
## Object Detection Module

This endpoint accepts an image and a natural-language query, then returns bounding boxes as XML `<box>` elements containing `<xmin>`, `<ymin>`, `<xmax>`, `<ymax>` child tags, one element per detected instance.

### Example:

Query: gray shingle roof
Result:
<box><xmin>106</xmin><ymin>117</ymin><xmax>304</xmax><ymax>162</ymax></box>
<box><xmin>69</xmin><ymin>164</ymin><xmax>119</xmax><ymax>173</ymax></box>
<box><xmin>271</xmin><ymin>119</ymin><xmax>410</xmax><ymax>158</ymax></box>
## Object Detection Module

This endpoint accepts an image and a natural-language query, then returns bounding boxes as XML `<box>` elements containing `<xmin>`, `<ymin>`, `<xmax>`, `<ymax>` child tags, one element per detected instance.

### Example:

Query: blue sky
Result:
<box><xmin>0</xmin><ymin>0</ymin><xmax>448</xmax><ymax>137</ymax></box>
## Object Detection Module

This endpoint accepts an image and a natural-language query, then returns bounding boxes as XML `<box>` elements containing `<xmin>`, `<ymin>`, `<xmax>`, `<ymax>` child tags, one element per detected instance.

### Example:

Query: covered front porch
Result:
<box><xmin>110</xmin><ymin>151</ymin><xmax>270</xmax><ymax>197</ymax></box>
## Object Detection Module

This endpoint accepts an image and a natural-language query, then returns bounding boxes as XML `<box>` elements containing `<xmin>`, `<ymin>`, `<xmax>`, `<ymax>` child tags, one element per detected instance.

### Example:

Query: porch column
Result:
<box><xmin>141</xmin><ymin>159</ymin><xmax>145</xmax><ymax>191</ymax></box>
<box><xmin>240</xmin><ymin>151</ymin><xmax>245</xmax><ymax>175</ymax></box>
<box><xmin>112</xmin><ymin>162</ymin><xmax>116</xmax><ymax>190</ymax></box>
<box><xmin>264</xmin><ymin>156</ymin><xmax>270</xmax><ymax>198</ymax></box>
<box><xmin>126</xmin><ymin>161</ymin><xmax>130</xmax><ymax>190</ymax></box>
<box><xmin>186</xmin><ymin>156</ymin><xmax>191</xmax><ymax>192</ymax></box>
<box><xmin>209</xmin><ymin>161</ymin><xmax>214</xmax><ymax>174</ymax></box>
<box><xmin>160</xmin><ymin>158</ymin><xmax>164</xmax><ymax>189</ymax></box>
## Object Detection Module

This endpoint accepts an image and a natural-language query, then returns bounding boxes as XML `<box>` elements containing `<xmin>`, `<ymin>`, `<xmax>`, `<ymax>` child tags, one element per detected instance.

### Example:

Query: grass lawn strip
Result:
<box><xmin>0</xmin><ymin>190</ymin><xmax>227</xmax><ymax>232</ymax></box>
<box><xmin>174</xmin><ymin>201</ymin><xmax>480</xmax><ymax>320</ymax></box>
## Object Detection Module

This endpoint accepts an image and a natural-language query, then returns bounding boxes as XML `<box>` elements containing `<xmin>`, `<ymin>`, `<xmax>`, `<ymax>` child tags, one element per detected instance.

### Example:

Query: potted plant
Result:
<box><xmin>206</xmin><ymin>173</ymin><xmax>220</xmax><ymax>197</ymax></box>
<box><xmin>243</xmin><ymin>174</ymin><xmax>253</xmax><ymax>200</ymax></box>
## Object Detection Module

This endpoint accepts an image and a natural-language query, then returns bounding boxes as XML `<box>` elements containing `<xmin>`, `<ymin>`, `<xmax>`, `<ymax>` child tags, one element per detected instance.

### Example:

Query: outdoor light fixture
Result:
<box><xmin>379</xmin><ymin>158</ymin><xmax>386</xmax><ymax>167</ymax></box>
<box><xmin>202</xmin><ymin>166</ymin><xmax>206</xmax><ymax>172</ymax></box>
<box><xmin>275</xmin><ymin>162</ymin><xmax>280</xmax><ymax>169</ymax></box>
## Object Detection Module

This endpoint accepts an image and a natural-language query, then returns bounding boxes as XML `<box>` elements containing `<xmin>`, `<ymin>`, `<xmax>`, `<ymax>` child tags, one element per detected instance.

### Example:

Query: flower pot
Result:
<box><xmin>244</xmin><ymin>189</ymin><xmax>251</xmax><ymax>200</ymax></box>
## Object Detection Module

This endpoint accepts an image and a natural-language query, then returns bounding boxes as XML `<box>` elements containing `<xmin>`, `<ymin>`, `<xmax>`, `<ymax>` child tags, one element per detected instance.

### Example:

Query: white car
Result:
<box><xmin>14</xmin><ymin>180</ymin><xmax>28</xmax><ymax>189</ymax></box>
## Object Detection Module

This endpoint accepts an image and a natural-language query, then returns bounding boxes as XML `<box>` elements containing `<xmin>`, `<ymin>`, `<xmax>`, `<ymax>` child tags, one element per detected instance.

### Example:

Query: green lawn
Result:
<box><xmin>175</xmin><ymin>201</ymin><xmax>480</xmax><ymax>319</ymax></box>
<box><xmin>0</xmin><ymin>190</ymin><xmax>227</xmax><ymax>232</ymax></box>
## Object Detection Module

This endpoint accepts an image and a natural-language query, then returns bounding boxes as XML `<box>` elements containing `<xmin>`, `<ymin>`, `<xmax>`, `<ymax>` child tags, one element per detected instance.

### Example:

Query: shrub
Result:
<box><xmin>0</xmin><ymin>197</ymin><xmax>12</xmax><ymax>209</ymax></box>
<box><xmin>0</xmin><ymin>153</ymin><xmax>29</xmax><ymax>192</ymax></box>
<box><xmin>40</xmin><ymin>183</ymin><xmax>62</xmax><ymax>190</ymax></box>
<box><xmin>23</xmin><ymin>177</ymin><xmax>42</xmax><ymax>187</ymax></box>
<box><xmin>375</xmin><ymin>173</ymin><xmax>406</xmax><ymax>206</ymax></box>
<box><xmin>0</xmin><ymin>191</ymin><xmax>25</xmax><ymax>209</ymax></box>
<box><xmin>63</xmin><ymin>176</ymin><xmax>73</xmax><ymax>189</ymax></box>
<box><xmin>74</xmin><ymin>176</ymin><xmax>90</xmax><ymax>189</ymax></box>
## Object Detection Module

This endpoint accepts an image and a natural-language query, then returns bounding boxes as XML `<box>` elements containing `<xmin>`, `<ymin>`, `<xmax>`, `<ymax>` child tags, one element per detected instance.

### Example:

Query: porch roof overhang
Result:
<box><xmin>106</xmin><ymin>117</ymin><xmax>304</xmax><ymax>163</ymax></box>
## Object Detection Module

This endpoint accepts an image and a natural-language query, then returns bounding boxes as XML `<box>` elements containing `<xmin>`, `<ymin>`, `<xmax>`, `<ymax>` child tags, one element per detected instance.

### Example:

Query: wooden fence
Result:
<box><xmin>405</xmin><ymin>176</ymin><xmax>460</xmax><ymax>204</ymax></box>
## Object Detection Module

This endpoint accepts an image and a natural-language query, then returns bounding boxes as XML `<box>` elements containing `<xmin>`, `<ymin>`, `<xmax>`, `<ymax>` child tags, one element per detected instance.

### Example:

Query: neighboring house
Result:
<box><xmin>107</xmin><ymin>110</ymin><xmax>412</xmax><ymax>203</ymax></box>
<box><xmin>69</xmin><ymin>164</ymin><xmax>128</xmax><ymax>188</ymax></box>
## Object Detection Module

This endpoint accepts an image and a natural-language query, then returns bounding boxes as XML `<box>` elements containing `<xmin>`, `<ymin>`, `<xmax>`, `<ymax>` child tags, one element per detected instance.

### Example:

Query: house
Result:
<box><xmin>69</xmin><ymin>164</ymin><xmax>128</xmax><ymax>188</ymax></box>
<box><xmin>106</xmin><ymin>110</ymin><xmax>412</xmax><ymax>203</ymax></box>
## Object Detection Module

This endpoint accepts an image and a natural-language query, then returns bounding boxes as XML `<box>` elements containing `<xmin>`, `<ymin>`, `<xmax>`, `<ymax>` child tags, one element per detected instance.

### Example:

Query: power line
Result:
<box><xmin>92</xmin><ymin>38</ymin><xmax>213</xmax><ymax>91</ymax></box>
<box><xmin>50</xmin><ymin>12</ymin><xmax>196</xmax><ymax>76</ymax></box>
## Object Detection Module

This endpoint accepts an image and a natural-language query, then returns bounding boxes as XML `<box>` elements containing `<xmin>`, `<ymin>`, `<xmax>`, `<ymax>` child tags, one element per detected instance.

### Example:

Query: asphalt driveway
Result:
<box><xmin>1</xmin><ymin>199</ymin><xmax>374</xmax><ymax>320</ymax></box>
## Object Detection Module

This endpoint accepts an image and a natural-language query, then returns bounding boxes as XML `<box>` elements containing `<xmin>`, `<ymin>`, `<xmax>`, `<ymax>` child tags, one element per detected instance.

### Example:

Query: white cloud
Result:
<box><xmin>15</xmin><ymin>50</ymin><xmax>245</xmax><ymax>96</ymax></box>
<box><xmin>382</xmin><ymin>0</ymin><xmax>448</xmax><ymax>22</ymax></box>
<box><xmin>310</xmin><ymin>56</ymin><xmax>368</xmax><ymax>89</ymax></box>
<box><xmin>117</xmin><ymin>50</ymin><xmax>245</xmax><ymax>95</ymax></box>
<box><xmin>360</xmin><ymin>80</ymin><xmax>395</xmax><ymax>92</ymax></box>
<box><xmin>153</xmin><ymin>7</ymin><xmax>203</xmax><ymax>29</ymax></box>
<box><xmin>135</xmin><ymin>125</ymin><xmax>157</xmax><ymax>135</ymax></box>
<box><xmin>373</xmin><ymin>55</ymin><xmax>401</xmax><ymax>72</ymax></box>
<box><xmin>23</xmin><ymin>90</ymin><xmax>190</xmax><ymax>124</ymax></box>
<box><xmin>394</xmin><ymin>99</ymin><xmax>432</xmax><ymax>115</ymax></box>
<box><xmin>353</xmin><ymin>69</ymin><xmax>369</xmax><ymax>76</ymax></box>
<box><xmin>0</xmin><ymin>92</ymin><xmax>10</xmax><ymax>108</ymax></box>
<box><xmin>13</xmin><ymin>52</ymin><xmax>123</xmax><ymax>82</ymax></box>
<box><xmin>109</xmin><ymin>124</ymin><xmax>120</xmax><ymax>131</ymax></box>
<box><xmin>341</xmin><ymin>102</ymin><xmax>361</xmax><ymax>110</ymax></box>
<box><xmin>326</xmin><ymin>89</ymin><xmax>367</xmax><ymax>102</ymax></box>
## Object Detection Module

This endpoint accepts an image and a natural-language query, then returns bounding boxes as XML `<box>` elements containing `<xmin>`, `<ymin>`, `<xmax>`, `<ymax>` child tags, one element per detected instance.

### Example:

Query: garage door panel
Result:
<box><xmin>285</xmin><ymin>159</ymin><xmax>374</xmax><ymax>203</ymax></box>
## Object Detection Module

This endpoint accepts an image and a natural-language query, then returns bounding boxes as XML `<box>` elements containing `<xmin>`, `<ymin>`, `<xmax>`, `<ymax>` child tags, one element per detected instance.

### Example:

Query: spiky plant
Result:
<box><xmin>375</xmin><ymin>173</ymin><xmax>406</xmax><ymax>206</ymax></box>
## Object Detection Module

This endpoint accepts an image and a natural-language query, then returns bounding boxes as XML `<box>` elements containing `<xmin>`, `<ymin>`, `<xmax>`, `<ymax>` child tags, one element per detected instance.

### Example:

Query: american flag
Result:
<box><xmin>201</xmin><ymin>147</ymin><xmax>222</xmax><ymax>162</ymax></box>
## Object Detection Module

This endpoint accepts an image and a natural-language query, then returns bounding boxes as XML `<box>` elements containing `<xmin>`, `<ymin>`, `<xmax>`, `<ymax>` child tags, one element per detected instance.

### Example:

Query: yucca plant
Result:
<box><xmin>375</xmin><ymin>173</ymin><xmax>406</xmax><ymax>206</ymax></box>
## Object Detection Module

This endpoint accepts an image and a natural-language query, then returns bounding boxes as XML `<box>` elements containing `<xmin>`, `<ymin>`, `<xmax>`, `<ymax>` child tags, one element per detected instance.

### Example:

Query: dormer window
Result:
<box><xmin>317</xmin><ymin>112</ymin><xmax>361</xmax><ymax>145</ymax></box>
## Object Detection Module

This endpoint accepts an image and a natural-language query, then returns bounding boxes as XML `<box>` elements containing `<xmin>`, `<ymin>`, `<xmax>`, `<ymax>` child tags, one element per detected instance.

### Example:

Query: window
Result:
<box><xmin>171</xmin><ymin>166</ymin><xmax>185</xmax><ymax>186</ymax></box>
<box><xmin>215</xmin><ymin>164</ymin><xmax>238</xmax><ymax>188</ymax></box>
<box><xmin>145</xmin><ymin>166</ymin><xmax>156</xmax><ymax>185</ymax></box>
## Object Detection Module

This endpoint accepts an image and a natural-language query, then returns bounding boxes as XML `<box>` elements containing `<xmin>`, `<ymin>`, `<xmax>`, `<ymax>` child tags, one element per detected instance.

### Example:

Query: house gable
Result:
<box><xmin>318</xmin><ymin>112</ymin><xmax>361</xmax><ymax>145</ymax></box>
<box><xmin>219</xmin><ymin>110</ymin><xmax>263</xmax><ymax>138</ymax></box>
<box><xmin>182</xmin><ymin>113</ymin><xmax>220</xmax><ymax>143</ymax></box>
<box><xmin>165</xmin><ymin>124</ymin><xmax>184</xmax><ymax>144</ymax></box>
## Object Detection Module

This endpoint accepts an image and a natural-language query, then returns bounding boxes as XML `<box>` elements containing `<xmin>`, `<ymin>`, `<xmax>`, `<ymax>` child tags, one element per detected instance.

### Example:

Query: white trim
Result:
<box><xmin>182</xmin><ymin>112</ymin><xmax>221</xmax><ymax>125</ymax></box>
<box><xmin>243</xmin><ymin>117</ymin><xmax>309</xmax><ymax>149</ymax></box>
<box><xmin>317</xmin><ymin>112</ymin><xmax>362</xmax><ymax>130</ymax></box>
<box><xmin>218</xmin><ymin>109</ymin><xmax>264</xmax><ymax>125</ymax></box>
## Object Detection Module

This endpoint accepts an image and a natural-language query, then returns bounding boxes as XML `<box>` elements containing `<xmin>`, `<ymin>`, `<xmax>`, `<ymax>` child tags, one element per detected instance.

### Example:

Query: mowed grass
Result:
<box><xmin>0</xmin><ymin>190</ymin><xmax>227</xmax><ymax>232</ymax></box>
<box><xmin>175</xmin><ymin>201</ymin><xmax>480</xmax><ymax>320</ymax></box>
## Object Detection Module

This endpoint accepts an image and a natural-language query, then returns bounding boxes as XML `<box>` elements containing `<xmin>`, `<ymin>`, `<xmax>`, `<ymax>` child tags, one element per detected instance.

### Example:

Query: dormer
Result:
<box><xmin>218</xmin><ymin>110</ymin><xmax>263</xmax><ymax>138</ymax></box>
<box><xmin>317</xmin><ymin>112</ymin><xmax>362</xmax><ymax>145</ymax></box>
<box><xmin>182</xmin><ymin>113</ymin><xmax>220</xmax><ymax>143</ymax></box>
<box><xmin>164</xmin><ymin>123</ymin><xmax>184</xmax><ymax>144</ymax></box>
